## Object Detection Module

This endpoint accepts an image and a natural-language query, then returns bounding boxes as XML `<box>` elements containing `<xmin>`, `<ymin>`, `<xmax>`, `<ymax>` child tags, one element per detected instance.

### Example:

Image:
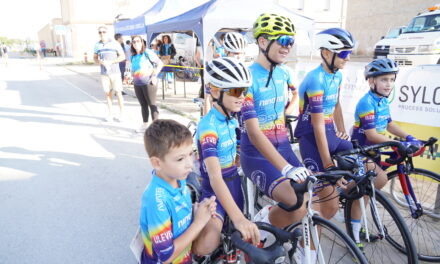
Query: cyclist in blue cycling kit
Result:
<box><xmin>350</xmin><ymin>58</ymin><xmax>423</xmax><ymax>247</ymax></box>
<box><xmin>193</xmin><ymin>58</ymin><xmax>260</xmax><ymax>255</ymax></box>
<box><xmin>294</xmin><ymin>28</ymin><xmax>355</xmax><ymax>221</ymax></box>
<box><xmin>240</xmin><ymin>13</ymin><xmax>310</xmax><ymax>239</ymax></box>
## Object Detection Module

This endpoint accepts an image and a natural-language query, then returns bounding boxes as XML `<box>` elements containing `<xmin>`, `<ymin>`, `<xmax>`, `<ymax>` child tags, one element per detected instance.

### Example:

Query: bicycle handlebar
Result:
<box><xmin>334</xmin><ymin>140</ymin><xmax>407</xmax><ymax>165</ymax></box>
<box><xmin>277</xmin><ymin>170</ymin><xmax>355</xmax><ymax>212</ymax></box>
<box><xmin>230</xmin><ymin>222</ymin><xmax>299</xmax><ymax>264</ymax></box>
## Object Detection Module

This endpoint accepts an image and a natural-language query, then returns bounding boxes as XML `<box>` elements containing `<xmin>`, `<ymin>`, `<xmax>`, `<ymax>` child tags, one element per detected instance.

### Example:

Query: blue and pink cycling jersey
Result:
<box><xmin>240</xmin><ymin>63</ymin><xmax>301</xmax><ymax>197</ymax></box>
<box><xmin>140</xmin><ymin>172</ymin><xmax>193</xmax><ymax>264</ymax></box>
<box><xmin>294</xmin><ymin>64</ymin><xmax>342</xmax><ymax>138</ymax></box>
<box><xmin>294</xmin><ymin>64</ymin><xmax>351</xmax><ymax>172</ymax></box>
<box><xmin>196</xmin><ymin>107</ymin><xmax>243</xmax><ymax>220</ymax></box>
<box><xmin>352</xmin><ymin>90</ymin><xmax>392</xmax><ymax>146</ymax></box>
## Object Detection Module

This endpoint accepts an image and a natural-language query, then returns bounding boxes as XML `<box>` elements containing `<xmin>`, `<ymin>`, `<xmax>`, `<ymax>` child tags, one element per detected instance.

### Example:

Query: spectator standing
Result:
<box><xmin>130</xmin><ymin>35</ymin><xmax>164</xmax><ymax>133</ymax></box>
<box><xmin>40</xmin><ymin>40</ymin><xmax>47</xmax><ymax>57</ymax></box>
<box><xmin>55</xmin><ymin>41</ymin><xmax>62</xmax><ymax>57</ymax></box>
<box><xmin>93</xmin><ymin>26</ymin><xmax>126</xmax><ymax>122</ymax></box>
<box><xmin>159</xmin><ymin>35</ymin><xmax>176</xmax><ymax>84</ymax></box>
<box><xmin>1</xmin><ymin>43</ymin><xmax>8</xmax><ymax>66</ymax></box>
<box><xmin>114</xmin><ymin>33</ymin><xmax>128</xmax><ymax>83</ymax></box>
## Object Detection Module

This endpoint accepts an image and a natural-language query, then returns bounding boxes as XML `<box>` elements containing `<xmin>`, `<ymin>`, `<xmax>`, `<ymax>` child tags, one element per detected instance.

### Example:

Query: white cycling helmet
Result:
<box><xmin>223</xmin><ymin>32</ymin><xmax>246</xmax><ymax>53</ymax></box>
<box><xmin>206</xmin><ymin>57</ymin><xmax>252</xmax><ymax>88</ymax></box>
<box><xmin>315</xmin><ymin>28</ymin><xmax>355</xmax><ymax>51</ymax></box>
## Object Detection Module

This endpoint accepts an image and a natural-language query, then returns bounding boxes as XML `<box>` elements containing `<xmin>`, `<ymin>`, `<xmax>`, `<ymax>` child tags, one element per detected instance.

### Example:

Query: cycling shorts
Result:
<box><xmin>298</xmin><ymin>130</ymin><xmax>352</xmax><ymax>172</ymax></box>
<box><xmin>199</xmin><ymin>173</ymin><xmax>243</xmax><ymax>223</ymax></box>
<box><xmin>240</xmin><ymin>146</ymin><xmax>302</xmax><ymax>199</ymax></box>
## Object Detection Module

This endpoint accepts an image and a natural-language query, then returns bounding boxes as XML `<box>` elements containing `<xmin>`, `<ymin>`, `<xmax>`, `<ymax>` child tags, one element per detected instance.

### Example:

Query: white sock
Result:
<box><xmin>351</xmin><ymin>219</ymin><xmax>362</xmax><ymax>243</ymax></box>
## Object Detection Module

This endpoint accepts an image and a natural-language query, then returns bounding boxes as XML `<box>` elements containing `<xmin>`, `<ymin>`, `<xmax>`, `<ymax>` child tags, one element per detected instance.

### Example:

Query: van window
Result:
<box><xmin>386</xmin><ymin>27</ymin><xmax>403</xmax><ymax>38</ymax></box>
<box><xmin>405</xmin><ymin>14</ymin><xmax>440</xmax><ymax>33</ymax></box>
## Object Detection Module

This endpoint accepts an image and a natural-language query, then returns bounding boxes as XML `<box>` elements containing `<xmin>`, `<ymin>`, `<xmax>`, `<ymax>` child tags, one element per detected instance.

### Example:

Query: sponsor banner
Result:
<box><xmin>389</xmin><ymin>65</ymin><xmax>440</xmax><ymax>127</ymax></box>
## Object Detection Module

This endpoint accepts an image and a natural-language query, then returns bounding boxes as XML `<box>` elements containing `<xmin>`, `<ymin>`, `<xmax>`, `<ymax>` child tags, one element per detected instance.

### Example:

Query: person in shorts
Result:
<box><xmin>93</xmin><ymin>26</ymin><xmax>126</xmax><ymax>122</ymax></box>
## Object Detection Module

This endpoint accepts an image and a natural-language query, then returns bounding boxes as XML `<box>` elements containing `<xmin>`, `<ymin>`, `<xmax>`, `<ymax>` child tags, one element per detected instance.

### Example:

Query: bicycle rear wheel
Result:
<box><xmin>285</xmin><ymin>215</ymin><xmax>367</xmax><ymax>264</ymax></box>
<box><xmin>388</xmin><ymin>168</ymin><xmax>440</xmax><ymax>262</ymax></box>
<box><xmin>344</xmin><ymin>190</ymin><xmax>418</xmax><ymax>263</ymax></box>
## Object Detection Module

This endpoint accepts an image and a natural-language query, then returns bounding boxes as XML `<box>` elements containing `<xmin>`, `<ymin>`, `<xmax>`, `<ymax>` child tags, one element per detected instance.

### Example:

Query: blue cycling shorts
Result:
<box><xmin>240</xmin><ymin>146</ymin><xmax>302</xmax><ymax>199</ymax></box>
<box><xmin>299</xmin><ymin>130</ymin><xmax>352</xmax><ymax>172</ymax></box>
<box><xmin>199</xmin><ymin>173</ymin><xmax>243</xmax><ymax>222</ymax></box>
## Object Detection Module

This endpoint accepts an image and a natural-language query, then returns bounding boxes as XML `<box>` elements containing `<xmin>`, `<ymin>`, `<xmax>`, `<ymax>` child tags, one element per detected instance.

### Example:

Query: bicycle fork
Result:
<box><xmin>397</xmin><ymin>164</ymin><xmax>423</xmax><ymax>218</ymax></box>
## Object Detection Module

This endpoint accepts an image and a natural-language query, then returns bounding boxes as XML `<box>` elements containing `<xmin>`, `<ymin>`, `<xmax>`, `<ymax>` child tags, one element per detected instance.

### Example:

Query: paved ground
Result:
<box><xmin>0</xmin><ymin>55</ymin><xmax>192</xmax><ymax>264</ymax></box>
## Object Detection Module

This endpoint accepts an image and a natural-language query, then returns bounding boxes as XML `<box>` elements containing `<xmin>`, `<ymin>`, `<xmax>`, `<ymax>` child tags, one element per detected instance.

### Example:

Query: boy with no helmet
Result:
<box><xmin>139</xmin><ymin>119</ymin><xmax>216</xmax><ymax>263</ymax></box>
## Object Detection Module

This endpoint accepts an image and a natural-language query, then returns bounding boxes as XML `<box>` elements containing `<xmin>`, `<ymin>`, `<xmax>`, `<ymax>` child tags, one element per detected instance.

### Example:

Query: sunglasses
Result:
<box><xmin>223</xmin><ymin>87</ymin><xmax>248</xmax><ymax>97</ymax></box>
<box><xmin>132</xmin><ymin>39</ymin><xmax>142</xmax><ymax>43</ymax></box>
<box><xmin>268</xmin><ymin>35</ymin><xmax>295</xmax><ymax>47</ymax></box>
<box><xmin>98</xmin><ymin>31</ymin><xmax>107</xmax><ymax>34</ymax></box>
<box><xmin>335</xmin><ymin>50</ymin><xmax>352</xmax><ymax>59</ymax></box>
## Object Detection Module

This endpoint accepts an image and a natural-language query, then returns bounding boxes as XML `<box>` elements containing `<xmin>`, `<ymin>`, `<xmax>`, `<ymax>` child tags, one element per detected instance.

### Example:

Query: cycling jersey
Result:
<box><xmin>196</xmin><ymin>107</ymin><xmax>242</xmax><ymax>221</ymax></box>
<box><xmin>240</xmin><ymin>63</ymin><xmax>294</xmax><ymax>150</ymax></box>
<box><xmin>352</xmin><ymin>90</ymin><xmax>392</xmax><ymax>146</ymax></box>
<box><xmin>240</xmin><ymin>62</ymin><xmax>301</xmax><ymax>198</ymax></box>
<box><xmin>294</xmin><ymin>64</ymin><xmax>342</xmax><ymax>138</ymax></box>
<box><xmin>131</xmin><ymin>49</ymin><xmax>160</xmax><ymax>86</ymax></box>
<box><xmin>140</xmin><ymin>171</ymin><xmax>192</xmax><ymax>264</ymax></box>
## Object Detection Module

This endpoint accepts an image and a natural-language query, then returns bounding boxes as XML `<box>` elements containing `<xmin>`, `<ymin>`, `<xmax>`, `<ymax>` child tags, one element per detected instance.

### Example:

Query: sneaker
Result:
<box><xmin>114</xmin><ymin>114</ymin><xmax>124</xmax><ymax>122</ymax></box>
<box><xmin>104</xmin><ymin>115</ymin><xmax>113</xmax><ymax>122</ymax></box>
<box><xmin>356</xmin><ymin>242</ymin><xmax>365</xmax><ymax>254</ymax></box>
<box><xmin>135</xmin><ymin>123</ymin><xmax>148</xmax><ymax>133</ymax></box>
<box><xmin>359</xmin><ymin>228</ymin><xmax>380</xmax><ymax>242</ymax></box>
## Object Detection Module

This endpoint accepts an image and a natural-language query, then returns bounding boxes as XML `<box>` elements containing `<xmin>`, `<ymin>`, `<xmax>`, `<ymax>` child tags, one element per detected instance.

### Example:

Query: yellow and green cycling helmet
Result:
<box><xmin>253</xmin><ymin>13</ymin><xmax>296</xmax><ymax>39</ymax></box>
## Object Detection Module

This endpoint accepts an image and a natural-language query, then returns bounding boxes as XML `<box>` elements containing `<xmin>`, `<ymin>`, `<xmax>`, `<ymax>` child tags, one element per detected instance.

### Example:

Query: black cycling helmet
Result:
<box><xmin>364</xmin><ymin>58</ymin><xmax>399</xmax><ymax>80</ymax></box>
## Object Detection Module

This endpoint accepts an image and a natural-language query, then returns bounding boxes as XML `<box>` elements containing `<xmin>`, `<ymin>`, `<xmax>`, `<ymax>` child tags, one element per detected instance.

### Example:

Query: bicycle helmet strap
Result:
<box><xmin>261</xmin><ymin>39</ymin><xmax>278</xmax><ymax>87</ymax></box>
<box><xmin>212</xmin><ymin>91</ymin><xmax>232</xmax><ymax>121</ymax></box>
<box><xmin>321</xmin><ymin>51</ymin><xmax>338</xmax><ymax>74</ymax></box>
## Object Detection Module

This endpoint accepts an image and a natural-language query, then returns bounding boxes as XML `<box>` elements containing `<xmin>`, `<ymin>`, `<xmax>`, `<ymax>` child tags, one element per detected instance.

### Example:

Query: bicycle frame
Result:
<box><xmin>394</xmin><ymin>158</ymin><xmax>424</xmax><ymax>219</ymax></box>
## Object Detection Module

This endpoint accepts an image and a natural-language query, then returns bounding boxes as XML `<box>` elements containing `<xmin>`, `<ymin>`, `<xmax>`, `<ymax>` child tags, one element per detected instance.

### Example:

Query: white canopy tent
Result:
<box><xmin>147</xmin><ymin>0</ymin><xmax>315</xmax><ymax>58</ymax></box>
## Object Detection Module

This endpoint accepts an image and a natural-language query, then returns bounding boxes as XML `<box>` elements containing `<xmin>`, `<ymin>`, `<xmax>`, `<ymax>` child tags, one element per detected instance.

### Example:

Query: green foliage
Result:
<box><xmin>0</xmin><ymin>36</ymin><xmax>25</xmax><ymax>46</ymax></box>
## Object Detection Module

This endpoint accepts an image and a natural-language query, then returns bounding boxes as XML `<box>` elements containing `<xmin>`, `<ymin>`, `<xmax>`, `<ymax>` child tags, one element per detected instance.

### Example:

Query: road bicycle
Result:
<box><xmin>243</xmin><ymin>170</ymin><xmax>368</xmax><ymax>264</ymax></box>
<box><xmin>334</xmin><ymin>140</ymin><xmax>419</xmax><ymax>263</ymax></box>
<box><xmin>384</xmin><ymin>137</ymin><xmax>440</xmax><ymax>262</ymax></box>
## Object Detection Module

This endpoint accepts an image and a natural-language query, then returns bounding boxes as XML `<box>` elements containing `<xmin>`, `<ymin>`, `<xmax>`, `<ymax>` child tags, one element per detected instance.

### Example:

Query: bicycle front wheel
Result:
<box><xmin>285</xmin><ymin>215</ymin><xmax>367</xmax><ymax>264</ymax></box>
<box><xmin>388</xmin><ymin>168</ymin><xmax>440</xmax><ymax>262</ymax></box>
<box><xmin>344</xmin><ymin>190</ymin><xmax>418</xmax><ymax>263</ymax></box>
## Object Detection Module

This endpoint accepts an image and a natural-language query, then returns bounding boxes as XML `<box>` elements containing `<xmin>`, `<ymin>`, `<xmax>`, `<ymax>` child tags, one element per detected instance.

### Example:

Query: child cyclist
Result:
<box><xmin>192</xmin><ymin>57</ymin><xmax>260</xmax><ymax>255</ymax></box>
<box><xmin>139</xmin><ymin>119</ymin><xmax>216</xmax><ymax>264</ymax></box>
<box><xmin>240</xmin><ymin>13</ymin><xmax>310</xmax><ymax>239</ymax></box>
<box><xmin>293</xmin><ymin>28</ymin><xmax>356</xmax><ymax>219</ymax></box>
<box><xmin>350</xmin><ymin>58</ymin><xmax>422</xmax><ymax>247</ymax></box>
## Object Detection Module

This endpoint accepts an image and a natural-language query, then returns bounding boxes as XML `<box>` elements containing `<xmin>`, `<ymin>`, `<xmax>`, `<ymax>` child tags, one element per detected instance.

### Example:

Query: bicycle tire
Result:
<box><xmin>285</xmin><ymin>215</ymin><xmax>367</xmax><ymax>264</ymax></box>
<box><xmin>344</xmin><ymin>190</ymin><xmax>418</xmax><ymax>263</ymax></box>
<box><xmin>388</xmin><ymin>168</ymin><xmax>440</xmax><ymax>262</ymax></box>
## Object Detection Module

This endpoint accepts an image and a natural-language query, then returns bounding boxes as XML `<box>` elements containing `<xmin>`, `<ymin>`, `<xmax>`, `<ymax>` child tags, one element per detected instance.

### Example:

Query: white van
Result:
<box><xmin>388</xmin><ymin>4</ymin><xmax>440</xmax><ymax>66</ymax></box>
<box><xmin>373</xmin><ymin>26</ymin><xmax>406</xmax><ymax>59</ymax></box>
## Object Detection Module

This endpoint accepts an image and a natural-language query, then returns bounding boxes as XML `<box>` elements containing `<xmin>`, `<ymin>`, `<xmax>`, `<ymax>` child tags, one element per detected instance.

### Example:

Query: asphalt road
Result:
<box><xmin>0</xmin><ymin>57</ymin><xmax>188</xmax><ymax>264</ymax></box>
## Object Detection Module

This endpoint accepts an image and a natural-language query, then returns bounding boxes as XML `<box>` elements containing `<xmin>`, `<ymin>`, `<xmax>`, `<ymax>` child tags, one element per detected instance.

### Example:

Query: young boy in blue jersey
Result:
<box><xmin>350</xmin><ymin>58</ymin><xmax>422</xmax><ymax>248</ymax></box>
<box><xmin>192</xmin><ymin>57</ymin><xmax>260</xmax><ymax>255</ymax></box>
<box><xmin>240</xmin><ymin>13</ymin><xmax>310</xmax><ymax>242</ymax></box>
<box><xmin>140</xmin><ymin>119</ymin><xmax>216</xmax><ymax>264</ymax></box>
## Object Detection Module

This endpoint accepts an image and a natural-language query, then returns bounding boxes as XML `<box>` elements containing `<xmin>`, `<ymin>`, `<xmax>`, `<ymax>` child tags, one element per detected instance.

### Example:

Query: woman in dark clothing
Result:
<box><xmin>159</xmin><ymin>35</ymin><xmax>176</xmax><ymax>84</ymax></box>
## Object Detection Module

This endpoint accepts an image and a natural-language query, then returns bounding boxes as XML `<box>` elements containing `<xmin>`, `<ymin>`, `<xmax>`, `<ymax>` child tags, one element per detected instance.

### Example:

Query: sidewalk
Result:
<box><xmin>61</xmin><ymin>62</ymin><xmax>202</xmax><ymax>121</ymax></box>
